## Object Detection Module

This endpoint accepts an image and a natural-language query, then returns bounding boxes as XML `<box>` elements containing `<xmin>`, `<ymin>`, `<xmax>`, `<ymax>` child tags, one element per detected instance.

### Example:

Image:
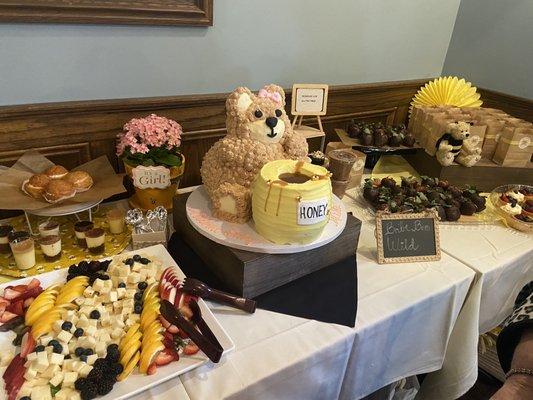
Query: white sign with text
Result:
<box><xmin>132</xmin><ymin>166</ymin><xmax>171</xmax><ymax>189</ymax></box>
<box><xmin>295</xmin><ymin>88</ymin><xmax>326</xmax><ymax>113</ymax></box>
<box><xmin>297</xmin><ymin>198</ymin><xmax>329</xmax><ymax>225</ymax></box>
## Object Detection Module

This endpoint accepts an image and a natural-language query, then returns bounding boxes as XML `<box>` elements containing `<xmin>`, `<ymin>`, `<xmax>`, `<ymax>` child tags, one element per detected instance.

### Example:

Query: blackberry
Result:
<box><xmin>61</xmin><ymin>321</ymin><xmax>73</xmax><ymax>331</ymax></box>
<box><xmin>48</xmin><ymin>340</ymin><xmax>59</xmax><ymax>348</ymax></box>
<box><xmin>68</xmin><ymin>264</ymin><xmax>79</xmax><ymax>274</ymax></box>
<box><xmin>134</xmin><ymin>292</ymin><xmax>143</xmax><ymax>301</ymax></box>
<box><xmin>66</xmin><ymin>273</ymin><xmax>76</xmax><ymax>281</ymax></box>
<box><xmin>84</xmin><ymin>348</ymin><xmax>94</xmax><ymax>356</ymax></box>
<box><xmin>118</xmin><ymin>282</ymin><xmax>126</xmax><ymax>288</ymax></box>
<box><xmin>106</xmin><ymin>344</ymin><xmax>120</xmax><ymax>363</ymax></box>
<box><xmin>89</xmin><ymin>310</ymin><xmax>100</xmax><ymax>319</ymax></box>
<box><xmin>93</xmin><ymin>358</ymin><xmax>107</xmax><ymax>371</ymax></box>
<box><xmin>34</xmin><ymin>345</ymin><xmax>45</xmax><ymax>353</ymax></box>
<box><xmin>75</xmin><ymin>377</ymin><xmax>88</xmax><ymax>391</ymax></box>
<box><xmin>52</xmin><ymin>343</ymin><xmax>63</xmax><ymax>354</ymax></box>
<box><xmin>87</xmin><ymin>367</ymin><xmax>103</xmax><ymax>381</ymax></box>
<box><xmin>80</xmin><ymin>354</ymin><xmax>88</xmax><ymax>362</ymax></box>
<box><xmin>107</xmin><ymin>362</ymin><xmax>123</xmax><ymax>376</ymax></box>
<box><xmin>80</xmin><ymin>381</ymin><xmax>98</xmax><ymax>400</ymax></box>
<box><xmin>138</xmin><ymin>281</ymin><xmax>148</xmax><ymax>290</ymax></box>
<box><xmin>133</xmin><ymin>254</ymin><xmax>141</xmax><ymax>262</ymax></box>
<box><xmin>140</xmin><ymin>258</ymin><xmax>150</xmax><ymax>265</ymax></box>
<box><xmin>134</xmin><ymin>303</ymin><xmax>142</xmax><ymax>314</ymax></box>
<box><xmin>89</xmin><ymin>261</ymin><xmax>101</xmax><ymax>272</ymax></box>
<box><xmin>74</xmin><ymin>328</ymin><xmax>84</xmax><ymax>338</ymax></box>
<box><xmin>100</xmin><ymin>259</ymin><xmax>111</xmax><ymax>270</ymax></box>
<box><xmin>78</xmin><ymin>260</ymin><xmax>89</xmax><ymax>269</ymax></box>
<box><xmin>98</xmin><ymin>380</ymin><xmax>115</xmax><ymax>396</ymax></box>
<box><xmin>75</xmin><ymin>347</ymin><xmax>85</xmax><ymax>357</ymax></box>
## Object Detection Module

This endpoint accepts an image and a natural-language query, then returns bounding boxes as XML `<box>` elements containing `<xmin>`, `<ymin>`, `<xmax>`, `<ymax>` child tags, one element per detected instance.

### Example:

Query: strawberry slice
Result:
<box><xmin>3</xmin><ymin>354</ymin><xmax>23</xmax><ymax>381</ymax></box>
<box><xmin>23</xmin><ymin>297</ymin><xmax>34</xmax><ymax>308</ymax></box>
<box><xmin>147</xmin><ymin>362</ymin><xmax>157</xmax><ymax>375</ymax></box>
<box><xmin>20</xmin><ymin>332</ymin><xmax>35</xmax><ymax>358</ymax></box>
<box><xmin>155</xmin><ymin>348</ymin><xmax>179</xmax><ymax>366</ymax></box>
<box><xmin>6</xmin><ymin>300</ymin><xmax>24</xmax><ymax>316</ymax></box>
<box><xmin>183</xmin><ymin>343</ymin><xmax>199</xmax><ymax>355</ymax></box>
<box><xmin>17</xmin><ymin>287</ymin><xmax>43</xmax><ymax>301</ymax></box>
<box><xmin>27</xmin><ymin>278</ymin><xmax>40</xmax><ymax>290</ymax></box>
<box><xmin>2</xmin><ymin>288</ymin><xmax>21</xmax><ymax>301</ymax></box>
<box><xmin>12</xmin><ymin>285</ymin><xmax>28</xmax><ymax>293</ymax></box>
<box><xmin>0</xmin><ymin>311</ymin><xmax>18</xmax><ymax>323</ymax></box>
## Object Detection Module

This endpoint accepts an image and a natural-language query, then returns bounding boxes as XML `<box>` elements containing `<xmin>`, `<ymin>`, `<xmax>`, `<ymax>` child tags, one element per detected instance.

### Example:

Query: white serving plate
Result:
<box><xmin>25</xmin><ymin>199</ymin><xmax>103</xmax><ymax>217</ymax></box>
<box><xmin>0</xmin><ymin>244</ymin><xmax>235</xmax><ymax>400</ymax></box>
<box><xmin>186</xmin><ymin>185</ymin><xmax>348</xmax><ymax>254</ymax></box>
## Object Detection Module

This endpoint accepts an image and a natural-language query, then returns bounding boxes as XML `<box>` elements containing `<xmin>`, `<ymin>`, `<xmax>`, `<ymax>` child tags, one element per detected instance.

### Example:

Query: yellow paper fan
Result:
<box><xmin>410</xmin><ymin>76</ymin><xmax>482</xmax><ymax>112</ymax></box>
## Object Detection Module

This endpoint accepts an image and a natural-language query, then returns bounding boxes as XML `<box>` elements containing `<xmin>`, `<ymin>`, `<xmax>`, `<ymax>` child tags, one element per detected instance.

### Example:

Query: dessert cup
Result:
<box><xmin>331</xmin><ymin>179</ymin><xmax>349</xmax><ymax>199</ymax></box>
<box><xmin>85</xmin><ymin>228</ymin><xmax>106</xmax><ymax>255</ymax></box>
<box><xmin>328</xmin><ymin>149</ymin><xmax>358</xmax><ymax>181</ymax></box>
<box><xmin>38</xmin><ymin>220</ymin><xmax>60</xmax><ymax>237</ymax></box>
<box><xmin>74</xmin><ymin>221</ymin><xmax>94</xmax><ymax>248</ymax></box>
<box><xmin>9</xmin><ymin>234</ymin><xmax>35</xmax><ymax>270</ymax></box>
<box><xmin>39</xmin><ymin>235</ymin><xmax>62</xmax><ymax>262</ymax></box>
<box><xmin>107</xmin><ymin>209</ymin><xmax>125</xmax><ymax>234</ymax></box>
<box><xmin>0</xmin><ymin>224</ymin><xmax>14</xmax><ymax>254</ymax></box>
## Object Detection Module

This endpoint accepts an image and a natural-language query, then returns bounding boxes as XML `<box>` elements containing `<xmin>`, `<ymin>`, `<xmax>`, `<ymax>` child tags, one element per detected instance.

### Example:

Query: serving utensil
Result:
<box><xmin>182</xmin><ymin>277</ymin><xmax>256</xmax><ymax>314</ymax></box>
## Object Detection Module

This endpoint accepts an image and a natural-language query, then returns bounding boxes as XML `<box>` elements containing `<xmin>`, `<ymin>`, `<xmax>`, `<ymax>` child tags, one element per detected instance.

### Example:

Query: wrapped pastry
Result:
<box><xmin>44</xmin><ymin>165</ymin><xmax>69</xmax><ymax>179</ymax></box>
<box><xmin>64</xmin><ymin>170</ymin><xmax>93</xmax><ymax>192</ymax></box>
<box><xmin>21</xmin><ymin>173</ymin><xmax>51</xmax><ymax>199</ymax></box>
<box><xmin>42</xmin><ymin>179</ymin><xmax>76</xmax><ymax>203</ymax></box>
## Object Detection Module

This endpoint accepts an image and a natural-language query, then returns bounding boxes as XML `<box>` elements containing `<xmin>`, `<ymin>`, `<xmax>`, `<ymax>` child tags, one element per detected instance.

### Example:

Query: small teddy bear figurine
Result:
<box><xmin>435</xmin><ymin>121</ymin><xmax>481</xmax><ymax>167</ymax></box>
<box><xmin>200</xmin><ymin>84</ymin><xmax>308</xmax><ymax>223</ymax></box>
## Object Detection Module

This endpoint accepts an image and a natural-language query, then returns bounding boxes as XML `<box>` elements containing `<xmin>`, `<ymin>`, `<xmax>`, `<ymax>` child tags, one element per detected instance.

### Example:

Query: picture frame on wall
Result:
<box><xmin>0</xmin><ymin>0</ymin><xmax>213</xmax><ymax>26</ymax></box>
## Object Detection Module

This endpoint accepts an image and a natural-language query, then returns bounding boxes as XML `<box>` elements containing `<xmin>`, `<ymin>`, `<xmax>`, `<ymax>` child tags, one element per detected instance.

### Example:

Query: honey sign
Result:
<box><xmin>132</xmin><ymin>166</ymin><xmax>171</xmax><ymax>189</ymax></box>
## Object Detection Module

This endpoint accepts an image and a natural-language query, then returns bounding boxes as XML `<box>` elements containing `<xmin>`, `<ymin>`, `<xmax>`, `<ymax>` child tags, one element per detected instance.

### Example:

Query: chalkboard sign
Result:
<box><xmin>375</xmin><ymin>211</ymin><xmax>441</xmax><ymax>264</ymax></box>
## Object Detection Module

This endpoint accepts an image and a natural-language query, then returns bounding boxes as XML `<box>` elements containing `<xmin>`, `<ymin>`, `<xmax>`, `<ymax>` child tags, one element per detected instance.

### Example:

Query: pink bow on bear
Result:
<box><xmin>258</xmin><ymin>89</ymin><xmax>282</xmax><ymax>105</ymax></box>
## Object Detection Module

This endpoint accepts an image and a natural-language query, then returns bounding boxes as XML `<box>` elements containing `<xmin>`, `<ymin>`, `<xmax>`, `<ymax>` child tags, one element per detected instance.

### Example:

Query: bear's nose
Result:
<box><xmin>265</xmin><ymin>117</ymin><xmax>278</xmax><ymax>128</ymax></box>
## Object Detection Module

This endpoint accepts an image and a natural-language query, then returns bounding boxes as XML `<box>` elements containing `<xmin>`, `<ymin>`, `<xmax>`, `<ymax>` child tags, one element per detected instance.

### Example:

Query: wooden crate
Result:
<box><xmin>404</xmin><ymin>151</ymin><xmax>533</xmax><ymax>192</ymax></box>
<box><xmin>173</xmin><ymin>193</ymin><xmax>361</xmax><ymax>298</ymax></box>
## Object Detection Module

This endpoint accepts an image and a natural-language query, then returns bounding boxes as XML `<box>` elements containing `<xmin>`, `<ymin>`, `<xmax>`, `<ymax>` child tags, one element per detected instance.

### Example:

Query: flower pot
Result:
<box><xmin>124</xmin><ymin>154</ymin><xmax>185</xmax><ymax>211</ymax></box>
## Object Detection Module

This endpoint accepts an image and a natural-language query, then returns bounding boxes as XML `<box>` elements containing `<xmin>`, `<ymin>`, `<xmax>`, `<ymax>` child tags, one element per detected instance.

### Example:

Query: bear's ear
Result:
<box><xmin>226</xmin><ymin>87</ymin><xmax>254</xmax><ymax>116</ymax></box>
<box><xmin>259</xmin><ymin>84</ymin><xmax>286</xmax><ymax>107</ymax></box>
<box><xmin>469</xmin><ymin>122</ymin><xmax>474</xmax><ymax>126</ymax></box>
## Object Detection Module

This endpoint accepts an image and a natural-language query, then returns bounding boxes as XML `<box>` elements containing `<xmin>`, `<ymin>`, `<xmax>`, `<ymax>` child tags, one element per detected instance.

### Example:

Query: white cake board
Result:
<box><xmin>186</xmin><ymin>186</ymin><xmax>347</xmax><ymax>254</ymax></box>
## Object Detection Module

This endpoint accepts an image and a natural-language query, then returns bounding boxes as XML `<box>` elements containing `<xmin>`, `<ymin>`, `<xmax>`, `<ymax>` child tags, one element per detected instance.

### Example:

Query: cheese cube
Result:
<box><xmin>123</xmin><ymin>299</ymin><xmax>134</xmax><ymax>309</ymax></box>
<box><xmin>49</xmin><ymin>372</ymin><xmax>64</xmax><ymax>387</ymax></box>
<box><xmin>84</xmin><ymin>326</ymin><xmax>96</xmax><ymax>338</ymax></box>
<box><xmin>104</xmin><ymin>279</ymin><xmax>113</xmax><ymax>289</ymax></box>
<box><xmin>27</xmin><ymin>352</ymin><xmax>38</xmax><ymax>361</ymax></box>
<box><xmin>71</xmin><ymin>361</ymin><xmax>84</xmax><ymax>373</ymax></box>
<box><xmin>83</xmin><ymin>297</ymin><xmax>95</xmax><ymax>306</ymax></box>
<box><xmin>41</xmin><ymin>364</ymin><xmax>59</xmax><ymax>378</ymax></box>
<box><xmin>61</xmin><ymin>343</ymin><xmax>69</xmax><ymax>355</ymax></box>
<box><xmin>117</xmin><ymin>265</ymin><xmax>130</xmax><ymax>277</ymax></box>
<box><xmin>98</xmin><ymin>332</ymin><xmax>111</xmax><ymax>343</ymax></box>
<box><xmin>110</xmin><ymin>328</ymin><xmax>123</xmax><ymax>340</ymax></box>
<box><xmin>49</xmin><ymin>352</ymin><xmax>64</xmax><ymax>365</ymax></box>
<box><xmin>63</xmin><ymin>359</ymin><xmax>74</xmax><ymax>371</ymax></box>
<box><xmin>105</xmin><ymin>304</ymin><xmax>113</xmax><ymax>313</ymax></box>
<box><xmin>23</xmin><ymin>367</ymin><xmax>38</xmax><ymax>380</ymax></box>
<box><xmin>39</xmin><ymin>335</ymin><xmax>53</xmax><ymax>346</ymax></box>
<box><xmin>70</xmin><ymin>391</ymin><xmax>81</xmax><ymax>400</ymax></box>
<box><xmin>77</xmin><ymin>314</ymin><xmax>89</xmax><ymax>328</ymax></box>
<box><xmin>55</xmin><ymin>388</ymin><xmax>74</xmax><ymax>400</ymax></box>
<box><xmin>147</xmin><ymin>277</ymin><xmax>156</xmax><ymax>285</ymax></box>
<box><xmin>100</xmin><ymin>286</ymin><xmax>111</xmax><ymax>295</ymax></box>
<box><xmin>62</xmin><ymin>371</ymin><xmax>78</xmax><ymax>387</ymax></box>
<box><xmin>83</xmin><ymin>287</ymin><xmax>95</xmax><ymax>297</ymax></box>
<box><xmin>18</xmin><ymin>383</ymin><xmax>32</xmax><ymax>397</ymax></box>
<box><xmin>79</xmin><ymin>364</ymin><xmax>93</xmax><ymax>377</ymax></box>
<box><xmin>53</xmin><ymin>320</ymin><xmax>64</xmax><ymax>333</ymax></box>
<box><xmin>125</xmin><ymin>289</ymin><xmax>136</xmax><ymax>298</ymax></box>
<box><xmin>122</xmin><ymin>307</ymin><xmax>133</xmax><ymax>318</ymax></box>
<box><xmin>108</xmin><ymin>290</ymin><xmax>118</xmax><ymax>302</ymax></box>
<box><xmin>116</xmin><ymin>287</ymin><xmax>126</xmax><ymax>299</ymax></box>
<box><xmin>85</xmin><ymin>336</ymin><xmax>96</xmax><ymax>348</ymax></box>
<box><xmin>79</xmin><ymin>306</ymin><xmax>92</xmax><ymax>317</ymax></box>
<box><xmin>95</xmin><ymin>341</ymin><xmax>106</xmax><ymax>357</ymax></box>
<box><xmin>101</xmin><ymin>315</ymin><xmax>111</xmax><ymax>326</ymax></box>
<box><xmin>93</xmin><ymin>279</ymin><xmax>104</xmax><ymax>291</ymax></box>
<box><xmin>57</xmin><ymin>330</ymin><xmax>73</xmax><ymax>343</ymax></box>
<box><xmin>112</xmin><ymin>318</ymin><xmax>125</xmax><ymax>329</ymax></box>
<box><xmin>33</xmin><ymin>378</ymin><xmax>49</xmax><ymax>386</ymax></box>
<box><xmin>86</xmin><ymin>354</ymin><xmax>98</xmax><ymax>365</ymax></box>
<box><xmin>35</xmin><ymin>351</ymin><xmax>49</xmax><ymax>371</ymax></box>
<box><xmin>31</xmin><ymin>385</ymin><xmax>52</xmax><ymax>400</ymax></box>
<box><xmin>74</xmin><ymin>297</ymin><xmax>85</xmax><ymax>306</ymax></box>
<box><xmin>88</xmin><ymin>319</ymin><xmax>98</xmax><ymax>328</ymax></box>
<box><xmin>127</xmin><ymin>273</ymin><xmax>140</xmax><ymax>284</ymax></box>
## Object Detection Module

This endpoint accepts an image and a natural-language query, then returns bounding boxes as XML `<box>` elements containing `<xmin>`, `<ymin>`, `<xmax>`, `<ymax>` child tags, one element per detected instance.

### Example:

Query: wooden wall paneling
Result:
<box><xmin>477</xmin><ymin>88</ymin><xmax>533</xmax><ymax>123</ymax></box>
<box><xmin>0</xmin><ymin>79</ymin><xmax>430</xmax><ymax>189</ymax></box>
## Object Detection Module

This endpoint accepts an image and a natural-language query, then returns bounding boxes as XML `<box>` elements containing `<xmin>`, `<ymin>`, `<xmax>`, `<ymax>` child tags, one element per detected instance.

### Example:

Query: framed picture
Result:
<box><xmin>291</xmin><ymin>84</ymin><xmax>329</xmax><ymax>116</ymax></box>
<box><xmin>375</xmin><ymin>211</ymin><xmax>441</xmax><ymax>264</ymax></box>
<box><xmin>0</xmin><ymin>0</ymin><xmax>213</xmax><ymax>26</ymax></box>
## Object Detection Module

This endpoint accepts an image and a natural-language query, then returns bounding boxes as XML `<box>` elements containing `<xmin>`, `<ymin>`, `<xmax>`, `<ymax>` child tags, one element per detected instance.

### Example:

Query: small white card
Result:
<box><xmin>295</xmin><ymin>88</ymin><xmax>325</xmax><ymax>113</ymax></box>
<box><xmin>132</xmin><ymin>166</ymin><xmax>171</xmax><ymax>189</ymax></box>
<box><xmin>297</xmin><ymin>198</ymin><xmax>329</xmax><ymax>225</ymax></box>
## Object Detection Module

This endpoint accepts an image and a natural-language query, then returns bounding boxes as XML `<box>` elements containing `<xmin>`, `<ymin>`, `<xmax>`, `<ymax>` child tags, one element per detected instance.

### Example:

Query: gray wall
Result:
<box><xmin>443</xmin><ymin>0</ymin><xmax>533</xmax><ymax>99</ymax></box>
<box><xmin>0</xmin><ymin>0</ymin><xmax>461</xmax><ymax>106</ymax></box>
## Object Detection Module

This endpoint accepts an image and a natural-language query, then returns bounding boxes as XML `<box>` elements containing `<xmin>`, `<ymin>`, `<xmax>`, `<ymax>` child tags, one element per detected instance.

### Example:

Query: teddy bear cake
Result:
<box><xmin>201</xmin><ymin>84</ymin><xmax>308</xmax><ymax>224</ymax></box>
<box><xmin>200</xmin><ymin>84</ymin><xmax>335</xmax><ymax>245</ymax></box>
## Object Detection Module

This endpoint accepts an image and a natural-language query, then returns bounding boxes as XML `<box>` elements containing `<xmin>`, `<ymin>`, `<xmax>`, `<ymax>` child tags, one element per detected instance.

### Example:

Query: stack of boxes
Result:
<box><xmin>409</xmin><ymin>105</ymin><xmax>532</xmax><ymax>168</ymax></box>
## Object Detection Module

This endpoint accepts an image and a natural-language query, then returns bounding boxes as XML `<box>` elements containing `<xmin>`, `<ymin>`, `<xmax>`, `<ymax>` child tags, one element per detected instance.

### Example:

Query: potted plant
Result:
<box><xmin>116</xmin><ymin>114</ymin><xmax>185</xmax><ymax>210</ymax></box>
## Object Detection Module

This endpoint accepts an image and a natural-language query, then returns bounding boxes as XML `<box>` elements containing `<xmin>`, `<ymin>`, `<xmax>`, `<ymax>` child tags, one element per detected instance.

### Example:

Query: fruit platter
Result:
<box><xmin>361</xmin><ymin>176</ymin><xmax>489</xmax><ymax>223</ymax></box>
<box><xmin>489</xmin><ymin>185</ymin><xmax>533</xmax><ymax>233</ymax></box>
<box><xmin>0</xmin><ymin>245</ymin><xmax>233</xmax><ymax>400</ymax></box>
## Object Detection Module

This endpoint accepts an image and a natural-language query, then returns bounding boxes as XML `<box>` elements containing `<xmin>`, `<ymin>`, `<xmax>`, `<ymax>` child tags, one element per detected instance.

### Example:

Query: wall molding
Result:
<box><xmin>4</xmin><ymin>79</ymin><xmax>530</xmax><ymax>189</ymax></box>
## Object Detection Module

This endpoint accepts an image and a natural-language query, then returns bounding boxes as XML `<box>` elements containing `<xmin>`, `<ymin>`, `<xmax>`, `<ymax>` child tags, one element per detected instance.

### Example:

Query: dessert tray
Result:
<box><xmin>186</xmin><ymin>186</ymin><xmax>348</xmax><ymax>254</ymax></box>
<box><xmin>0</xmin><ymin>245</ymin><xmax>234</xmax><ymax>400</ymax></box>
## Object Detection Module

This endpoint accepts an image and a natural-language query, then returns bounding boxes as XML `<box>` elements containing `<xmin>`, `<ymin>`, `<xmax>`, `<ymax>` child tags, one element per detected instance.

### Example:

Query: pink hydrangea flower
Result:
<box><xmin>116</xmin><ymin>114</ymin><xmax>182</xmax><ymax>156</ymax></box>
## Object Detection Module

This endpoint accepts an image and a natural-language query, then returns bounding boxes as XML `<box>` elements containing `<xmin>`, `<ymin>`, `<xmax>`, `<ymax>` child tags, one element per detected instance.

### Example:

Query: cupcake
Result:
<box><xmin>38</xmin><ymin>220</ymin><xmax>60</xmax><ymax>237</ymax></box>
<box><xmin>85</xmin><ymin>228</ymin><xmax>105</xmax><ymax>255</ymax></box>
<box><xmin>0</xmin><ymin>225</ymin><xmax>14</xmax><ymax>254</ymax></box>
<box><xmin>64</xmin><ymin>171</ymin><xmax>93</xmax><ymax>192</ymax></box>
<box><xmin>309</xmin><ymin>151</ymin><xmax>326</xmax><ymax>166</ymax></box>
<box><xmin>9</xmin><ymin>233</ymin><xmax>35</xmax><ymax>270</ymax></box>
<box><xmin>40</xmin><ymin>235</ymin><xmax>62</xmax><ymax>262</ymax></box>
<box><xmin>74</xmin><ymin>221</ymin><xmax>94</xmax><ymax>248</ymax></box>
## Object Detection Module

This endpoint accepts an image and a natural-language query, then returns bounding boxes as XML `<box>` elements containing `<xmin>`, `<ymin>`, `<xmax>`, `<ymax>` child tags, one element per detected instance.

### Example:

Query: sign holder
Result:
<box><xmin>375</xmin><ymin>211</ymin><xmax>441</xmax><ymax>264</ymax></box>
<box><xmin>291</xmin><ymin>84</ymin><xmax>329</xmax><ymax>152</ymax></box>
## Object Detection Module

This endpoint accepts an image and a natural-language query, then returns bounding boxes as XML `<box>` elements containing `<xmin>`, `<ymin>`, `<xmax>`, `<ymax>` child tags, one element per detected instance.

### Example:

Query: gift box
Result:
<box><xmin>493</xmin><ymin>125</ymin><xmax>533</xmax><ymax>167</ymax></box>
<box><xmin>480</xmin><ymin>118</ymin><xmax>506</xmax><ymax>159</ymax></box>
<box><xmin>419</xmin><ymin>111</ymin><xmax>447</xmax><ymax>149</ymax></box>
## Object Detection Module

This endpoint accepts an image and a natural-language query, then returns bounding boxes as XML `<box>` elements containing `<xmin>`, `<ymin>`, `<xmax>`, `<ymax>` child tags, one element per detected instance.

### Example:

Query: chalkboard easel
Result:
<box><xmin>375</xmin><ymin>211</ymin><xmax>441</xmax><ymax>264</ymax></box>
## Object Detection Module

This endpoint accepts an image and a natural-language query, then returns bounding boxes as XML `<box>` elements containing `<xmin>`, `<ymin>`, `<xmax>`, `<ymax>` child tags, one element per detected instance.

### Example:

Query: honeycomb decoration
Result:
<box><xmin>410</xmin><ymin>76</ymin><xmax>483</xmax><ymax>112</ymax></box>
